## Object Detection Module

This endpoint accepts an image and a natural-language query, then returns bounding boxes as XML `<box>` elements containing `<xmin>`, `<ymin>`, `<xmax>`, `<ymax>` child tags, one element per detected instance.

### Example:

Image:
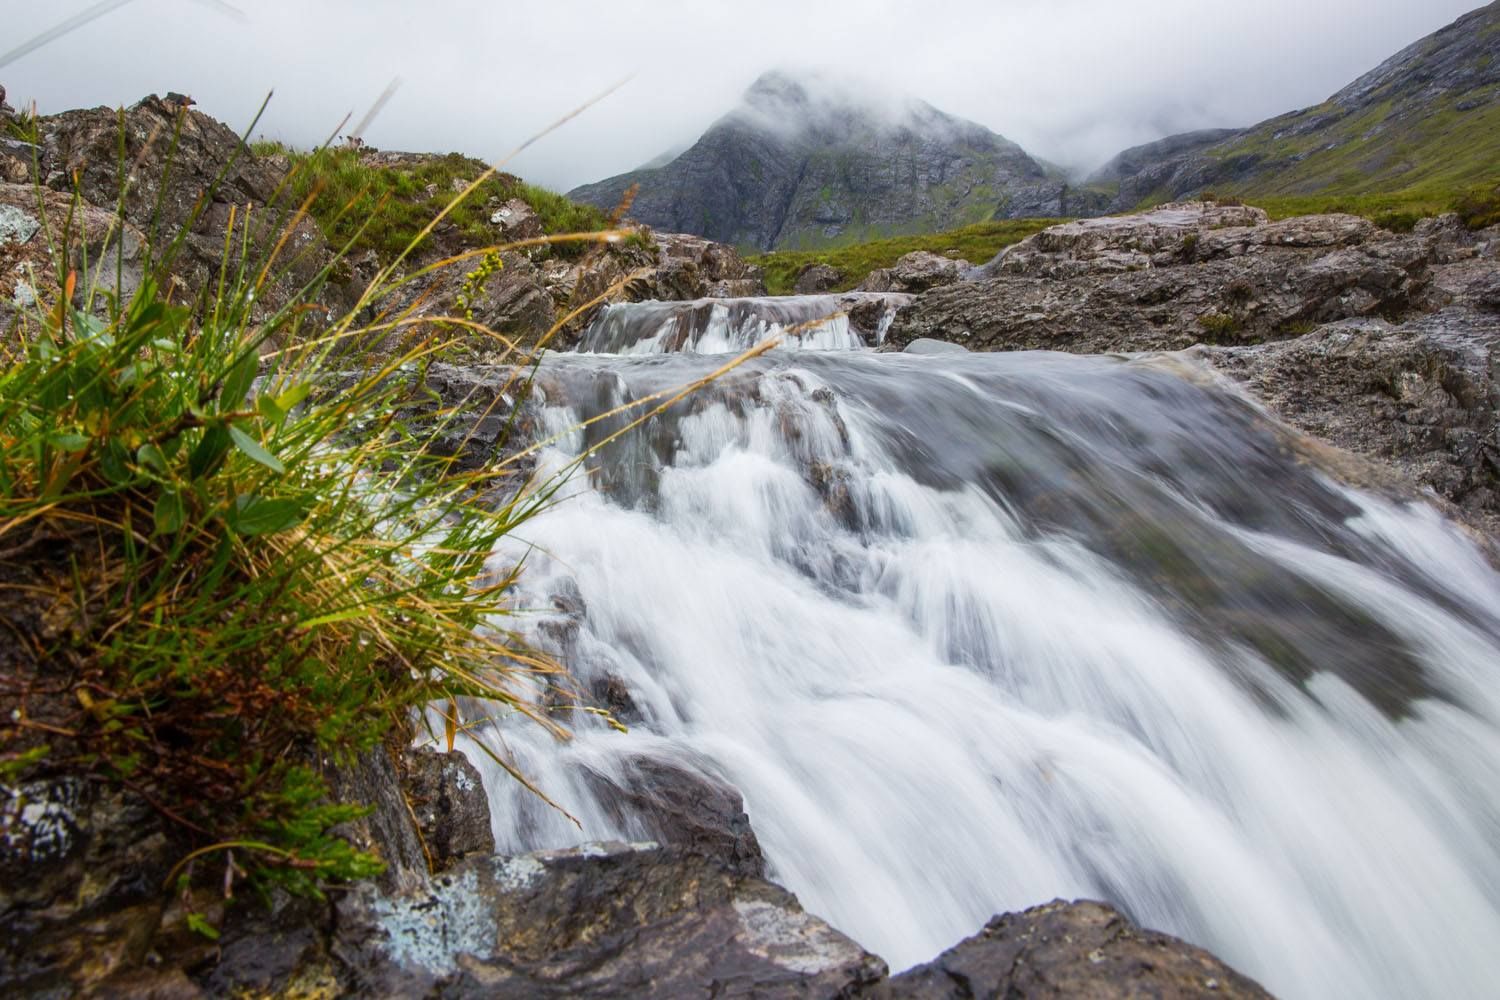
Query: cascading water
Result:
<box><xmin>460</xmin><ymin>295</ymin><xmax>1500</xmax><ymax>1000</ymax></box>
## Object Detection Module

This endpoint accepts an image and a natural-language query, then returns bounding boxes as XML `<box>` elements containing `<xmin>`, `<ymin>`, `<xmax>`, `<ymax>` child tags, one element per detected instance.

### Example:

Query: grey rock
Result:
<box><xmin>1202</xmin><ymin>310</ymin><xmax>1500</xmax><ymax>537</ymax></box>
<box><xmin>794</xmin><ymin>262</ymin><xmax>844</xmax><ymax>294</ymax></box>
<box><xmin>875</xmin><ymin>899</ymin><xmax>1272</xmax><ymax>999</ymax></box>
<box><xmin>0</xmin><ymin>202</ymin><xmax>37</xmax><ymax>245</ymax></box>
<box><xmin>890</xmin><ymin>205</ymin><xmax>1431</xmax><ymax>357</ymax></box>
<box><xmin>489</xmin><ymin>197</ymin><xmax>543</xmax><ymax>242</ymax></box>
<box><xmin>403</xmin><ymin>747</ymin><xmax>495</xmax><ymax>871</ymax></box>
<box><xmin>903</xmin><ymin>338</ymin><xmax>969</xmax><ymax>355</ymax></box>
<box><xmin>585</xmin><ymin>754</ymin><xmax>767</xmax><ymax>878</ymax></box>
<box><xmin>859</xmin><ymin>251</ymin><xmax>971</xmax><ymax>293</ymax></box>
<box><xmin>333</xmin><ymin>842</ymin><xmax>887</xmax><ymax>998</ymax></box>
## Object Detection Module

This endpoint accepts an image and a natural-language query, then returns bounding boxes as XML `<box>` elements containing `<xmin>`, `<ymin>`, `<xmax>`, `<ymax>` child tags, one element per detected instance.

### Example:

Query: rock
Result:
<box><xmin>794</xmin><ymin>263</ymin><xmax>844</xmax><ymax>294</ymax></box>
<box><xmin>402</xmin><ymin>747</ymin><xmax>495</xmax><ymax>871</ymax></box>
<box><xmin>0</xmin><ymin>138</ymin><xmax>38</xmax><ymax>184</ymax></box>
<box><xmin>332</xmin><ymin>842</ymin><xmax>886</xmax><ymax>997</ymax></box>
<box><xmin>1201</xmin><ymin>309</ymin><xmax>1500</xmax><ymax>536</ymax></box>
<box><xmin>585</xmin><ymin>754</ymin><xmax>766</xmax><ymax>878</ymax></box>
<box><xmin>888</xmin><ymin>204</ymin><xmax>1434</xmax><ymax>356</ymax></box>
<box><xmin>858</xmin><ymin>251</ymin><xmax>970</xmax><ymax>293</ymax></box>
<box><xmin>0</xmin><ymin>203</ymin><xmax>36</xmax><ymax>246</ymax></box>
<box><xmin>876</xmin><ymin>899</ymin><xmax>1272</xmax><ymax>999</ymax></box>
<box><xmin>490</xmin><ymin>197</ymin><xmax>543</xmax><ymax>243</ymax></box>
<box><xmin>903</xmin><ymin>338</ymin><xmax>968</xmax><ymax>355</ymax></box>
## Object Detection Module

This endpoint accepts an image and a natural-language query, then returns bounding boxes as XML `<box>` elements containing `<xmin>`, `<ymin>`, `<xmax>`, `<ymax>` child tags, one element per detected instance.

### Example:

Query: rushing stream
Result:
<box><xmin>460</xmin><ymin>295</ymin><xmax>1500</xmax><ymax>1000</ymax></box>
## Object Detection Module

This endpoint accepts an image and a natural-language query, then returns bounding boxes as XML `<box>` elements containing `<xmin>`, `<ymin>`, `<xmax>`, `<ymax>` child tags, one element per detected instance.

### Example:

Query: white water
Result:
<box><xmin>461</xmin><ymin>302</ymin><xmax>1500</xmax><ymax>1000</ymax></box>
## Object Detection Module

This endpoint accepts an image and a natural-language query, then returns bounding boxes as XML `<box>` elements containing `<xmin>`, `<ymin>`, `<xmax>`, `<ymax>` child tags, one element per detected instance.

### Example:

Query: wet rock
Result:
<box><xmin>1201</xmin><ymin>309</ymin><xmax>1500</xmax><ymax>536</ymax></box>
<box><xmin>876</xmin><ymin>899</ymin><xmax>1272</xmax><ymax>999</ymax></box>
<box><xmin>333</xmin><ymin>842</ymin><xmax>885</xmax><ymax>997</ymax></box>
<box><xmin>586</xmin><ymin>754</ymin><xmax>766</xmax><ymax>877</ymax></box>
<box><xmin>904</xmin><ymin>338</ymin><xmax>968</xmax><ymax>355</ymax></box>
<box><xmin>0</xmin><ymin>778</ymin><xmax>182</xmax><ymax>996</ymax></box>
<box><xmin>402</xmin><ymin>747</ymin><xmax>495</xmax><ymax>870</ymax></box>
<box><xmin>794</xmin><ymin>263</ymin><xmax>844</xmax><ymax>294</ymax></box>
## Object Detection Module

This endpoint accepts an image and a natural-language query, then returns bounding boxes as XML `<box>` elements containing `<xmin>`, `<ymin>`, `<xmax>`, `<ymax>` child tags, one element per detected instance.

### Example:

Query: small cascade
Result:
<box><xmin>454</xmin><ymin>310</ymin><xmax>1500</xmax><ymax>1000</ymax></box>
<box><xmin>575</xmin><ymin>293</ymin><xmax>912</xmax><ymax>355</ymax></box>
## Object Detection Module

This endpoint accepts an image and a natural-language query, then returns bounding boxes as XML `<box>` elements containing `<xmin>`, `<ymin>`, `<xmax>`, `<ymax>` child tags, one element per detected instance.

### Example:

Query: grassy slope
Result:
<box><xmin>749</xmin><ymin>218</ymin><xmax>1063</xmax><ymax>294</ymax></box>
<box><xmin>258</xmin><ymin>145</ymin><xmax>607</xmax><ymax>262</ymax></box>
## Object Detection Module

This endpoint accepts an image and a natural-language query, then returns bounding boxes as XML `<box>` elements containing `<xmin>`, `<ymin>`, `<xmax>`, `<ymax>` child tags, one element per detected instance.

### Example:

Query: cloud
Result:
<box><xmin>2</xmin><ymin>0</ymin><xmax>1483</xmax><ymax>191</ymax></box>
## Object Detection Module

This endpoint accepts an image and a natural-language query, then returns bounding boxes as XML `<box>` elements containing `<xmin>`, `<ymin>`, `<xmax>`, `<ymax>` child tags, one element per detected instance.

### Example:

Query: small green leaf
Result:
<box><xmin>100</xmin><ymin>441</ymin><xmax>132</xmax><ymax>484</ymax></box>
<box><xmin>185</xmin><ymin>913</ymin><xmax>220</xmax><ymax>941</ymax></box>
<box><xmin>222</xmin><ymin>352</ymin><xmax>259</xmax><ymax>408</ymax></box>
<box><xmin>153</xmin><ymin>489</ymin><xmax>185</xmax><ymax>535</ymax></box>
<box><xmin>229</xmin><ymin>495</ymin><xmax>302</xmax><ymax>536</ymax></box>
<box><xmin>229</xmin><ymin>424</ymin><xmax>285</xmax><ymax>474</ymax></box>
<box><xmin>189</xmin><ymin>425</ymin><xmax>230</xmax><ymax>479</ymax></box>
<box><xmin>136</xmin><ymin>442</ymin><xmax>170</xmax><ymax>476</ymax></box>
<box><xmin>256</xmin><ymin>394</ymin><xmax>285</xmax><ymax>424</ymax></box>
<box><xmin>275</xmin><ymin>383</ymin><xmax>311</xmax><ymax>413</ymax></box>
<box><xmin>47</xmin><ymin>431</ymin><xmax>89</xmax><ymax>452</ymax></box>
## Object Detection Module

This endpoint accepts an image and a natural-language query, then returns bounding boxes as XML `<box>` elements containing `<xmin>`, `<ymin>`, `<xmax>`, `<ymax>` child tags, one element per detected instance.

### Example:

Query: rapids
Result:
<box><xmin>460</xmin><ymin>296</ymin><xmax>1500</xmax><ymax>1000</ymax></box>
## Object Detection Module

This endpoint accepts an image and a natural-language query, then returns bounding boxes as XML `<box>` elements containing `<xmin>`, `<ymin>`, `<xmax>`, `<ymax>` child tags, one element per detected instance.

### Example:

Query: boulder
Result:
<box><xmin>331</xmin><ymin>842</ymin><xmax>886</xmax><ymax>998</ymax></box>
<box><xmin>402</xmin><ymin>747</ymin><xmax>495</xmax><ymax>871</ymax></box>
<box><xmin>858</xmin><ymin>251</ymin><xmax>971</xmax><ymax>294</ymax></box>
<box><xmin>876</xmin><ymin>899</ymin><xmax>1272</xmax><ymax>999</ymax></box>
<box><xmin>585</xmin><ymin>753</ymin><xmax>767</xmax><ymax>878</ymax></box>
<box><xmin>793</xmin><ymin>262</ymin><xmax>844</xmax><ymax>294</ymax></box>
<box><xmin>489</xmin><ymin>197</ymin><xmax>543</xmax><ymax>243</ymax></box>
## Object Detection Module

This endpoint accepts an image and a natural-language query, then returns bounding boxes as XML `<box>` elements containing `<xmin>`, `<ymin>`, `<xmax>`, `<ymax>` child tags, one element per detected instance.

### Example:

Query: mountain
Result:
<box><xmin>1076</xmin><ymin>1</ymin><xmax>1500</xmax><ymax>214</ymax></box>
<box><xmin>568</xmin><ymin>72</ymin><xmax>1065</xmax><ymax>251</ymax></box>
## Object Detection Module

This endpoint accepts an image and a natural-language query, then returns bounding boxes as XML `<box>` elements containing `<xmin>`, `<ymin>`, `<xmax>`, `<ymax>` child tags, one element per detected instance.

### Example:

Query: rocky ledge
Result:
<box><xmin>3</xmin><ymin>737</ymin><xmax>1271</xmax><ymax>998</ymax></box>
<box><xmin>888</xmin><ymin>202</ymin><xmax>1500</xmax><ymax>537</ymax></box>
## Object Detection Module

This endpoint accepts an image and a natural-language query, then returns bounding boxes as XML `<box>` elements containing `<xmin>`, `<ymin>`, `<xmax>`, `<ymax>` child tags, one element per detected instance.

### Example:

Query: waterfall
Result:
<box><xmin>461</xmin><ymin>296</ymin><xmax>1500</xmax><ymax>1000</ymax></box>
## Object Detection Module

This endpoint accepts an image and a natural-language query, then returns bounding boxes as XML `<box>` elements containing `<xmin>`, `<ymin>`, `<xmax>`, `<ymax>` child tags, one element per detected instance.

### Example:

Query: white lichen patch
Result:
<box><xmin>369</xmin><ymin>868</ymin><xmax>497</xmax><ymax>976</ymax></box>
<box><xmin>446</xmin><ymin>764</ymin><xmax>476</xmax><ymax>794</ymax></box>
<box><xmin>733</xmin><ymin>898</ymin><xmax>864</xmax><ymax>975</ymax></box>
<box><xmin>492</xmin><ymin>854</ymin><xmax>546</xmax><ymax>892</ymax></box>
<box><xmin>0</xmin><ymin>779</ymin><xmax>83</xmax><ymax>863</ymax></box>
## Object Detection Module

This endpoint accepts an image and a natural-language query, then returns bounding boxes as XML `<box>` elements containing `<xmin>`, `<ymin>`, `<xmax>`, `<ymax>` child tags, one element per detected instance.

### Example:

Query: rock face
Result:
<box><xmin>877</xmin><ymin>900</ymin><xmax>1273</xmax><ymax>999</ymax></box>
<box><xmin>569</xmin><ymin>71</ymin><xmax>1064</xmax><ymax>251</ymax></box>
<box><xmin>889</xmin><ymin>204</ymin><xmax>1500</xmax><ymax>537</ymax></box>
<box><xmin>889</xmin><ymin>202</ymin><xmax>1433</xmax><ymax>356</ymax></box>
<box><xmin>1079</xmin><ymin>2</ymin><xmax>1500</xmax><ymax>211</ymax></box>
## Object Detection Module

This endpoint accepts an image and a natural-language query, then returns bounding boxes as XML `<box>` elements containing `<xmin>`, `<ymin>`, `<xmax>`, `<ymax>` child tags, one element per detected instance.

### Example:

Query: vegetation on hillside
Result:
<box><xmin>258</xmin><ymin>143</ymin><xmax>609</xmax><ymax>263</ymax></box>
<box><xmin>750</xmin><ymin>218</ymin><xmax>1063</xmax><ymax>294</ymax></box>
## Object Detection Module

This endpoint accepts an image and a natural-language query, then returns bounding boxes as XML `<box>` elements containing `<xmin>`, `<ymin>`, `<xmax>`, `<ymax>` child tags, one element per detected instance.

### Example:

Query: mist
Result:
<box><xmin>2</xmin><ymin>0</ymin><xmax>1484</xmax><ymax>191</ymax></box>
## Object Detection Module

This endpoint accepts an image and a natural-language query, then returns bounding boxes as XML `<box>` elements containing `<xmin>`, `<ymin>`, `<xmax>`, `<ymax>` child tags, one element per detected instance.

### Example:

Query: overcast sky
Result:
<box><xmin>2</xmin><ymin>0</ymin><xmax>1484</xmax><ymax>191</ymax></box>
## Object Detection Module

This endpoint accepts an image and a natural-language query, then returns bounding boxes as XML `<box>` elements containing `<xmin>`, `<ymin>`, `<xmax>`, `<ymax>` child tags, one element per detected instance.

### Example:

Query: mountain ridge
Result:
<box><xmin>568</xmin><ymin>71</ymin><xmax>1065</xmax><ymax>251</ymax></box>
